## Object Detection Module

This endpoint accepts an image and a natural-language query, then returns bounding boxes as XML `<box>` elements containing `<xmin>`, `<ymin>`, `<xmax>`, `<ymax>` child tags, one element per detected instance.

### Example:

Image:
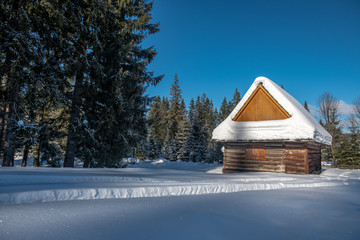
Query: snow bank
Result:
<box><xmin>0</xmin><ymin>165</ymin><xmax>359</xmax><ymax>205</ymax></box>
<box><xmin>212</xmin><ymin>77</ymin><xmax>332</xmax><ymax>145</ymax></box>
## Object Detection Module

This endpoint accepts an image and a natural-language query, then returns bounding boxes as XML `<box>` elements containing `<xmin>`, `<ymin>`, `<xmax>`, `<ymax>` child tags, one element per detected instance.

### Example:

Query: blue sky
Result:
<box><xmin>144</xmin><ymin>0</ymin><xmax>360</xmax><ymax>115</ymax></box>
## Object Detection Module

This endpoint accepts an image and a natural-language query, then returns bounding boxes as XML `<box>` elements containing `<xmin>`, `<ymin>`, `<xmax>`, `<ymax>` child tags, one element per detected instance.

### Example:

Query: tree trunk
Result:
<box><xmin>0</xmin><ymin>107</ymin><xmax>7</xmax><ymax>159</ymax></box>
<box><xmin>64</xmin><ymin>73</ymin><xmax>83</xmax><ymax>167</ymax></box>
<box><xmin>2</xmin><ymin>85</ymin><xmax>19</xmax><ymax>166</ymax></box>
<box><xmin>83</xmin><ymin>158</ymin><xmax>90</xmax><ymax>168</ymax></box>
<box><xmin>33</xmin><ymin>145</ymin><xmax>41</xmax><ymax>167</ymax></box>
<box><xmin>21</xmin><ymin>144</ymin><xmax>30</xmax><ymax>167</ymax></box>
<box><xmin>331</xmin><ymin>143</ymin><xmax>336</xmax><ymax>167</ymax></box>
<box><xmin>10</xmin><ymin>147</ymin><xmax>15</xmax><ymax>166</ymax></box>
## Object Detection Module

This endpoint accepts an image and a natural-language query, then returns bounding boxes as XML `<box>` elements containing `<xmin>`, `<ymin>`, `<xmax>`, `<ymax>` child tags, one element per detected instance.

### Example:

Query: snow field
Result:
<box><xmin>1</xmin><ymin>160</ymin><xmax>360</xmax><ymax>240</ymax></box>
<box><xmin>0</xmin><ymin>160</ymin><xmax>359</xmax><ymax>205</ymax></box>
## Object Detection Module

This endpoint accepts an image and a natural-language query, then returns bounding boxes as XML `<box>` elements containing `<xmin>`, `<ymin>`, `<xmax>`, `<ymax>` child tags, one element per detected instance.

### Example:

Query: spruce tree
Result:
<box><xmin>166</xmin><ymin>74</ymin><xmax>185</xmax><ymax>141</ymax></box>
<box><xmin>180</xmin><ymin>116</ymin><xmax>206</xmax><ymax>163</ymax></box>
<box><xmin>62</xmin><ymin>0</ymin><xmax>162</xmax><ymax>167</ymax></box>
<box><xmin>219</xmin><ymin>97</ymin><xmax>229</xmax><ymax>121</ymax></box>
<box><xmin>148</xmin><ymin>97</ymin><xmax>163</xmax><ymax>142</ymax></box>
<box><xmin>228</xmin><ymin>88</ymin><xmax>241</xmax><ymax>112</ymax></box>
<box><xmin>188</xmin><ymin>98</ymin><xmax>196</xmax><ymax>123</ymax></box>
<box><xmin>0</xmin><ymin>1</ymin><xmax>54</xmax><ymax>166</ymax></box>
<box><xmin>337</xmin><ymin>117</ymin><xmax>360</xmax><ymax>166</ymax></box>
<box><xmin>164</xmin><ymin>74</ymin><xmax>185</xmax><ymax>160</ymax></box>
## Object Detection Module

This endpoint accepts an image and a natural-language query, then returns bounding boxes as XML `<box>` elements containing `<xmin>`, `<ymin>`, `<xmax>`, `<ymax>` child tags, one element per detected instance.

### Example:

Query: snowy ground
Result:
<box><xmin>0</xmin><ymin>159</ymin><xmax>360</xmax><ymax>240</ymax></box>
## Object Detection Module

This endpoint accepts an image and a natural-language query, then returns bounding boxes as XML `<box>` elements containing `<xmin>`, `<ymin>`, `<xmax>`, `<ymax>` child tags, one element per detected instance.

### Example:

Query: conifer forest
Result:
<box><xmin>1</xmin><ymin>1</ymin><xmax>359</xmax><ymax>168</ymax></box>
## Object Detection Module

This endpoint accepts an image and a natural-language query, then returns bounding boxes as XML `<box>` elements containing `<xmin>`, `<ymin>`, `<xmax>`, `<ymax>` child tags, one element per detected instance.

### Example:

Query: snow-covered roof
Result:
<box><xmin>212</xmin><ymin>77</ymin><xmax>332</xmax><ymax>145</ymax></box>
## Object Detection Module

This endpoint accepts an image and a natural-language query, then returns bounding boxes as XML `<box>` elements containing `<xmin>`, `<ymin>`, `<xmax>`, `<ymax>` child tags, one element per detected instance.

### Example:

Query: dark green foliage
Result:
<box><xmin>147</xmin><ymin>129</ymin><xmax>162</xmax><ymax>160</ymax></box>
<box><xmin>179</xmin><ymin>117</ymin><xmax>207</xmax><ymax>162</ymax></box>
<box><xmin>148</xmin><ymin>77</ymin><xmax>223</xmax><ymax>163</ymax></box>
<box><xmin>75</xmin><ymin>0</ymin><xmax>162</xmax><ymax>167</ymax></box>
<box><xmin>219</xmin><ymin>97</ymin><xmax>229</xmax><ymax>121</ymax></box>
<box><xmin>336</xmin><ymin>118</ymin><xmax>360</xmax><ymax>166</ymax></box>
<box><xmin>163</xmin><ymin>74</ymin><xmax>186</xmax><ymax>160</ymax></box>
<box><xmin>166</xmin><ymin>74</ymin><xmax>186</xmax><ymax>143</ymax></box>
<box><xmin>1</xmin><ymin>0</ymin><xmax>162</xmax><ymax>167</ymax></box>
<box><xmin>218</xmin><ymin>88</ymin><xmax>241</xmax><ymax>122</ymax></box>
<box><xmin>228</xmin><ymin>88</ymin><xmax>241</xmax><ymax>112</ymax></box>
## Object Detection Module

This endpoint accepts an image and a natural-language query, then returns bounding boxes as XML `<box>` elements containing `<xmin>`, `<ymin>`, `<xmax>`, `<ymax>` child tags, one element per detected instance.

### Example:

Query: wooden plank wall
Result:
<box><xmin>223</xmin><ymin>142</ymin><xmax>321</xmax><ymax>174</ymax></box>
<box><xmin>307</xmin><ymin>142</ymin><xmax>322</xmax><ymax>173</ymax></box>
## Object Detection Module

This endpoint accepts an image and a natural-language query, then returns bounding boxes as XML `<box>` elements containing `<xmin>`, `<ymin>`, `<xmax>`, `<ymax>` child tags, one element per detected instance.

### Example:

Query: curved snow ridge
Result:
<box><xmin>0</xmin><ymin>176</ymin><xmax>178</xmax><ymax>185</ymax></box>
<box><xmin>0</xmin><ymin>181</ymin><xmax>346</xmax><ymax>205</ymax></box>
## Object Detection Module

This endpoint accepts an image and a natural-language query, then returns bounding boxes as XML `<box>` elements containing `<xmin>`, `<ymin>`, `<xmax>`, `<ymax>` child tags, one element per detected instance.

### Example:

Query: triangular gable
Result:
<box><xmin>233</xmin><ymin>84</ymin><xmax>290</xmax><ymax>121</ymax></box>
<box><xmin>212</xmin><ymin>76</ymin><xmax>332</xmax><ymax>145</ymax></box>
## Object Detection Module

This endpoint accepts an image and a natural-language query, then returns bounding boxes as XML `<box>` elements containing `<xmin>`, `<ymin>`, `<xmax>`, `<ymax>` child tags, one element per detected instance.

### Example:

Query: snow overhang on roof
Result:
<box><xmin>212</xmin><ymin>76</ymin><xmax>332</xmax><ymax>145</ymax></box>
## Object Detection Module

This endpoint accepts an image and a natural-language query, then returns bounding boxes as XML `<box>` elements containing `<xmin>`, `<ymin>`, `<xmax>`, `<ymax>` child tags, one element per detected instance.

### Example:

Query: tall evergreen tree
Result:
<box><xmin>166</xmin><ymin>74</ymin><xmax>185</xmax><ymax>141</ymax></box>
<box><xmin>1</xmin><ymin>0</ymin><xmax>162</xmax><ymax>167</ymax></box>
<box><xmin>63</xmin><ymin>0</ymin><xmax>162</xmax><ymax>167</ymax></box>
<box><xmin>164</xmin><ymin>74</ymin><xmax>185</xmax><ymax>160</ymax></box>
<box><xmin>337</xmin><ymin>117</ymin><xmax>360</xmax><ymax>166</ymax></box>
<box><xmin>0</xmin><ymin>1</ymin><xmax>63</xmax><ymax>166</ymax></box>
<box><xmin>219</xmin><ymin>97</ymin><xmax>229</xmax><ymax>121</ymax></box>
<box><xmin>188</xmin><ymin>98</ymin><xmax>196</xmax><ymax>123</ymax></box>
<box><xmin>228</xmin><ymin>88</ymin><xmax>241</xmax><ymax>112</ymax></box>
<box><xmin>148</xmin><ymin>97</ymin><xmax>162</xmax><ymax>142</ymax></box>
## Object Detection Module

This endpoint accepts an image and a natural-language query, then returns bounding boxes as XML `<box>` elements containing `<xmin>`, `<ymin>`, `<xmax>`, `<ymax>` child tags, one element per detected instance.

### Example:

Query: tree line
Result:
<box><xmin>1</xmin><ymin>0</ymin><xmax>162</xmax><ymax>167</ymax></box>
<box><xmin>141</xmin><ymin>73</ymin><xmax>241</xmax><ymax>163</ymax></box>
<box><xmin>144</xmin><ymin>79</ymin><xmax>360</xmax><ymax>167</ymax></box>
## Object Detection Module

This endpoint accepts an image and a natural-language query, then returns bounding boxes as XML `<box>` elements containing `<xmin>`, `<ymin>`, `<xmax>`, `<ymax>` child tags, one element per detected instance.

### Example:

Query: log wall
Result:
<box><xmin>223</xmin><ymin>142</ymin><xmax>321</xmax><ymax>174</ymax></box>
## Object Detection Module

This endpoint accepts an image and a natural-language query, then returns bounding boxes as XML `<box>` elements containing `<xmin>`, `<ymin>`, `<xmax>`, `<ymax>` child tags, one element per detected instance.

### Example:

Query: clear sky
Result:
<box><xmin>144</xmin><ymin>0</ymin><xmax>360</xmax><ymax>115</ymax></box>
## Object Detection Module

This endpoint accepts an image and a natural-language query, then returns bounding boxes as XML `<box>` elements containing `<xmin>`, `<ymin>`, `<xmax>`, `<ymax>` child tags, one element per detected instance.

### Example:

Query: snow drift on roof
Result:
<box><xmin>212</xmin><ymin>76</ymin><xmax>332</xmax><ymax>145</ymax></box>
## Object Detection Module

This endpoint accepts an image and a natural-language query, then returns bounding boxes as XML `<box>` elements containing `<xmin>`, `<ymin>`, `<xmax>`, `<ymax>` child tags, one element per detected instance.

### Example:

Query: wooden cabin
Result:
<box><xmin>212</xmin><ymin>77</ymin><xmax>332</xmax><ymax>174</ymax></box>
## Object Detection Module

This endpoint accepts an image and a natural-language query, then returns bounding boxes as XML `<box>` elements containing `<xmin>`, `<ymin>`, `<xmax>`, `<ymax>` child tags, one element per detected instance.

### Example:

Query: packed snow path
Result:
<box><xmin>0</xmin><ymin>164</ymin><xmax>359</xmax><ymax>205</ymax></box>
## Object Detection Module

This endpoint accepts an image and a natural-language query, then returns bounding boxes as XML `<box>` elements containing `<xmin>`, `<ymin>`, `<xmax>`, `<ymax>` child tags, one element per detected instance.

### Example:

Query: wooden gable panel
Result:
<box><xmin>233</xmin><ymin>84</ymin><xmax>290</xmax><ymax>122</ymax></box>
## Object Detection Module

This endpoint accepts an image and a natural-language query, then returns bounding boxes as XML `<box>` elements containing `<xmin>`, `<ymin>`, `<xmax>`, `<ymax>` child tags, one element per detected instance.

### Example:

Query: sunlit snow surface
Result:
<box><xmin>0</xmin><ymin>160</ymin><xmax>359</xmax><ymax>240</ymax></box>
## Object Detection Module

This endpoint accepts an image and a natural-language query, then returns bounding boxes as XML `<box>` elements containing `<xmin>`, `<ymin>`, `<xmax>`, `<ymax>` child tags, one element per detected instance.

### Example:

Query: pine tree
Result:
<box><xmin>0</xmin><ymin>1</ymin><xmax>54</xmax><ymax>166</ymax></box>
<box><xmin>147</xmin><ymin>128</ymin><xmax>162</xmax><ymax>159</ymax></box>
<box><xmin>1</xmin><ymin>0</ymin><xmax>162</xmax><ymax>167</ymax></box>
<box><xmin>180</xmin><ymin>116</ymin><xmax>206</xmax><ymax>162</ymax></box>
<box><xmin>148</xmin><ymin>97</ymin><xmax>163</xmax><ymax>142</ymax></box>
<box><xmin>62</xmin><ymin>0</ymin><xmax>100</xmax><ymax>167</ymax></box>
<box><xmin>148</xmin><ymin>96</ymin><xmax>169</xmax><ymax>159</ymax></box>
<box><xmin>164</xmin><ymin>74</ymin><xmax>185</xmax><ymax>160</ymax></box>
<box><xmin>228</xmin><ymin>88</ymin><xmax>241</xmax><ymax>112</ymax></box>
<box><xmin>188</xmin><ymin>98</ymin><xmax>196</xmax><ymax>123</ymax></box>
<box><xmin>166</xmin><ymin>74</ymin><xmax>185</xmax><ymax>141</ymax></box>
<box><xmin>219</xmin><ymin>97</ymin><xmax>228</xmax><ymax>121</ymax></box>
<box><xmin>337</xmin><ymin>117</ymin><xmax>360</xmax><ymax>166</ymax></box>
<box><xmin>176</xmin><ymin>115</ymin><xmax>190</xmax><ymax>160</ymax></box>
<box><xmin>62</xmin><ymin>0</ymin><xmax>162</xmax><ymax>167</ymax></box>
<box><xmin>160</xmin><ymin>97</ymin><xmax>170</xmax><ymax>142</ymax></box>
